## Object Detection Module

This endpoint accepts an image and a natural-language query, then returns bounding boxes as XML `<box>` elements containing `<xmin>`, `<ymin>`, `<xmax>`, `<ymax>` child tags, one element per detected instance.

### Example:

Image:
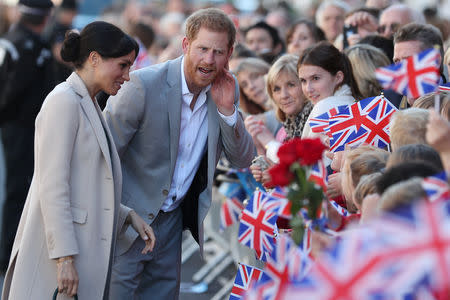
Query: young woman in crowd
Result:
<box><xmin>2</xmin><ymin>21</ymin><xmax>155</xmax><ymax>300</ymax></box>
<box><xmin>235</xmin><ymin>57</ymin><xmax>272</xmax><ymax>115</ymax></box>
<box><xmin>298</xmin><ymin>41</ymin><xmax>363</xmax><ymax>138</ymax></box>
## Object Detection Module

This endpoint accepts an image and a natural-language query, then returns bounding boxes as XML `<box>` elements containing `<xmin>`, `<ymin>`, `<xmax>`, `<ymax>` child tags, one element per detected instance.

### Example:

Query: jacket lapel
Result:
<box><xmin>80</xmin><ymin>97</ymin><xmax>112</xmax><ymax>173</ymax></box>
<box><xmin>207</xmin><ymin>93</ymin><xmax>220</xmax><ymax>184</ymax></box>
<box><xmin>167</xmin><ymin>57</ymin><xmax>183</xmax><ymax>179</ymax></box>
<box><xmin>66</xmin><ymin>73</ymin><xmax>113</xmax><ymax>174</ymax></box>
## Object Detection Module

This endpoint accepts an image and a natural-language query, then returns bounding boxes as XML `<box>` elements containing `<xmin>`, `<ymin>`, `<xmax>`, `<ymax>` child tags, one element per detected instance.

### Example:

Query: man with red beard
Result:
<box><xmin>103</xmin><ymin>8</ymin><xmax>254</xmax><ymax>300</ymax></box>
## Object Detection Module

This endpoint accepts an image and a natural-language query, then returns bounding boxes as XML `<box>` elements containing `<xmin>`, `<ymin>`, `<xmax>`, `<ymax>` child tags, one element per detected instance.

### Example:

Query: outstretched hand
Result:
<box><xmin>211</xmin><ymin>68</ymin><xmax>235</xmax><ymax>116</ymax></box>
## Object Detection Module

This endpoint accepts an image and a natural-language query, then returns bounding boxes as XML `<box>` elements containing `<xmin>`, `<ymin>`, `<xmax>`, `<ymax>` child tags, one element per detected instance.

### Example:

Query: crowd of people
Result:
<box><xmin>0</xmin><ymin>0</ymin><xmax>449</xmax><ymax>298</ymax></box>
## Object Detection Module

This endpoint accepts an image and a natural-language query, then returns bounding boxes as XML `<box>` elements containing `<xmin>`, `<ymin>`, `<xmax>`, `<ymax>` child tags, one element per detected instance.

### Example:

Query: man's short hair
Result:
<box><xmin>394</xmin><ymin>23</ymin><xmax>444</xmax><ymax>60</ymax></box>
<box><xmin>185</xmin><ymin>8</ymin><xmax>236</xmax><ymax>50</ymax></box>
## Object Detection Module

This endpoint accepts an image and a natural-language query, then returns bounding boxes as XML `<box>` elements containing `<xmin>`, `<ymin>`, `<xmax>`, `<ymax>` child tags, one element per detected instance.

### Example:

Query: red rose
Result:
<box><xmin>268</xmin><ymin>162</ymin><xmax>294</xmax><ymax>187</ymax></box>
<box><xmin>277</xmin><ymin>138</ymin><xmax>301</xmax><ymax>165</ymax></box>
<box><xmin>296</xmin><ymin>138</ymin><xmax>327</xmax><ymax>165</ymax></box>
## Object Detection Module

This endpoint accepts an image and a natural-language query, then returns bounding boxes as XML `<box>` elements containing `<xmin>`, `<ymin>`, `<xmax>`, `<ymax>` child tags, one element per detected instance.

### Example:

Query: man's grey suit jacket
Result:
<box><xmin>104</xmin><ymin>56</ymin><xmax>254</xmax><ymax>255</ymax></box>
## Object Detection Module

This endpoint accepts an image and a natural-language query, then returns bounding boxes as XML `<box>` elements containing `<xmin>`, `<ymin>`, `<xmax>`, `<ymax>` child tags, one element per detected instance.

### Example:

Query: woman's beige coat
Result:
<box><xmin>1</xmin><ymin>73</ymin><xmax>131</xmax><ymax>300</ymax></box>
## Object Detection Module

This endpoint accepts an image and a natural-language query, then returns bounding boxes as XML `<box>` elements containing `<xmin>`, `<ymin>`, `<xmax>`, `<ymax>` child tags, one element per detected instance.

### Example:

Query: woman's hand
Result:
<box><xmin>250</xmin><ymin>163</ymin><xmax>263</xmax><ymax>182</ymax></box>
<box><xmin>426</xmin><ymin>109</ymin><xmax>450</xmax><ymax>153</ymax></box>
<box><xmin>326</xmin><ymin>172</ymin><xmax>343</xmax><ymax>199</ymax></box>
<box><xmin>245</xmin><ymin>116</ymin><xmax>268</xmax><ymax>154</ymax></box>
<box><xmin>261</xmin><ymin>169</ymin><xmax>273</xmax><ymax>187</ymax></box>
<box><xmin>128</xmin><ymin>210</ymin><xmax>156</xmax><ymax>254</ymax></box>
<box><xmin>56</xmin><ymin>256</ymin><xmax>78</xmax><ymax>297</ymax></box>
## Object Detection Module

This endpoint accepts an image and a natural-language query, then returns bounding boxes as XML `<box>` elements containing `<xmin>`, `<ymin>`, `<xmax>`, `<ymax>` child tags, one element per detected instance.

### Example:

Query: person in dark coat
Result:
<box><xmin>0</xmin><ymin>0</ymin><xmax>55</xmax><ymax>273</ymax></box>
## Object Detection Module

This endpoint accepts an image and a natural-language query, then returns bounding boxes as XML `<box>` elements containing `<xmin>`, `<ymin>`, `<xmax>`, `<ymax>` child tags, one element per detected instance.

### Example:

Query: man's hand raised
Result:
<box><xmin>211</xmin><ymin>68</ymin><xmax>235</xmax><ymax>116</ymax></box>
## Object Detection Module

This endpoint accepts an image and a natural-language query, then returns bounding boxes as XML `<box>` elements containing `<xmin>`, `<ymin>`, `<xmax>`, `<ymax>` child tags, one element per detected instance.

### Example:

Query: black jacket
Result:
<box><xmin>0</xmin><ymin>23</ymin><xmax>55</xmax><ymax>127</ymax></box>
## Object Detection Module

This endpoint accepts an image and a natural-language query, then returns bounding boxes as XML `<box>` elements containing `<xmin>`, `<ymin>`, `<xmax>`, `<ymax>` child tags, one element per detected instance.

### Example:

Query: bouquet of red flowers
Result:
<box><xmin>268</xmin><ymin>137</ymin><xmax>328</xmax><ymax>245</ymax></box>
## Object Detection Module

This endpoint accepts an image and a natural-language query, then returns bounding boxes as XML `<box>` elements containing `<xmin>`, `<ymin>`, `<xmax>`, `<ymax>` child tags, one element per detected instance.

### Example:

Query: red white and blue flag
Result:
<box><xmin>327</xmin><ymin>96</ymin><xmax>396</xmax><ymax>152</ymax></box>
<box><xmin>375</xmin><ymin>47</ymin><xmax>440</xmax><ymax>99</ymax></box>
<box><xmin>421</xmin><ymin>172</ymin><xmax>450</xmax><ymax>203</ymax></box>
<box><xmin>220</xmin><ymin>197</ymin><xmax>245</xmax><ymax>230</ymax></box>
<box><xmin>238</xmin><ymin>190</ymin><xmax>279</xmax><ymax>259</ymax></box>
<box><xmin>290</xmin><ymin>198</ymin><xmax>450</xmax><ymax>299</ymax></box>
<box><xmin>309</xmin><ymin>107</ymin><xmax>339</xmax><ymax>135</ymax></box>
<box><xmin>246</xmin><ymin>235</ymin><xmax>312</xmax><ymax>300</ymax></box>
<box><xmin>439</xmin><ymin>83</ymin><xmax>450</xmax><ymax>93</ymax></box>
<box><xmin>308</xmin><ymin>159</ymin><xmax>328</xmax><ymax>192</ymax></box>
<box><xmin>329</xmin><ymin>200</ymin><xmax>349</xmax><ymax>217</ymax></box>
<box><xmin>230</xmin><ymin>263</ymin><xmax>264</xmax><ymax>300</ymax></box>
<box><xmin>308</xmin><ymin>96</ymin><xmax>397</xmax><ymax>152</ymax></box>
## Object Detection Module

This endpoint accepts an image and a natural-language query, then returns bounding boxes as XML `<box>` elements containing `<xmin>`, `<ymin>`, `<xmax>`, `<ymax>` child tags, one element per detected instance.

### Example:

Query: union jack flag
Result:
<box><xmin>439</xmin><ymin>83</ymin><xmax>450</xmax><ymax>93</ymax></box>
<box><xmin>246</xmin><ymin>235</ymin><xmax>312</xmax><ymax>300</ymax></box>
<box><xmin>238</xmin><ymin>190</ymin><xmax>279</xmax><ymax>258</ymax></box>
<box><xmin>421</xmin><ymin>172</ymin><xmax>450</xmax><ymax>203</ymax></box>
<box><xmin>279</xmin><ymin>199</ymin><xmax>450</xmax><ymax>299</ymax></box>
<box><xmin>327</xmin><ymin>96</ymin><xmax>397</xmax><ymax>152</ymax></box>
<box><xmin>309</xmin><ymin>107</ymin><xmax>339</xmax><ymax>134</ymax></box>
<box><xmin>230</xmin><ymin>263</ymin><xmax>264</xmax><ymax>300</ymax></box>
<box><xmin>369</xmin><ymin>200</ymin><xmax>450</xmax><ymax>299</ymax></box>
<box><xmin>265</xmin><ymin>187</ymin><xmax>291</xmax><ymax>219</ymax></box>
<box><xmin>329</xmin><ymin>200</ymin><xmax>349</xmax><ymax>217</ymax></box>
<box><xmin>220</xmin><ymin>197</ymin><xmax>245</xmax><ymax>230</ymax></box>
<box><xmin>308</xmin><ymin>159</ymin><xmax>328</xmax><ymax>192</ymax></box>
<box><xmin>375</xmin><ymin>47</ymin><xmax>440</xmax><ymax>99</ymax></box>
<box><xmin>288</xmin><ymin>226</ymin><xmax>409</xmax><ymax>299</ymax></box>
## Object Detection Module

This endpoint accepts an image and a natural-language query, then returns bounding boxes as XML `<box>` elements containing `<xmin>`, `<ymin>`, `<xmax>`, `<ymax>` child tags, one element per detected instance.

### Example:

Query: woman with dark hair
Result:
<box><xmin>297</xmin><ymin>41</ymin><xmax>362</xmax><ymax>137</ymax></box>
<box><xmin>2</xmin><ymin>21</ymin><xmax>155</xmax><ymax>300</ymax></box>
<box><xmin>285</xmin><ymin>19</ymin><xmax>326</xmax><ymax>57</ymax></box>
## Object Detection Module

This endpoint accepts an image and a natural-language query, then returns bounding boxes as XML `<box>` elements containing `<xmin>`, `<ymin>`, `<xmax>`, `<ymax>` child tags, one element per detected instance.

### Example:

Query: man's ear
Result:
<box><xmin>227</xmin><ymin>45</ymin><xmax>234</xmax><ymax>59</ymax></box>
<box><xmin>182</xmin><ymin>37</ymin><xmax>189</xmax><ymax>55</ymax></box>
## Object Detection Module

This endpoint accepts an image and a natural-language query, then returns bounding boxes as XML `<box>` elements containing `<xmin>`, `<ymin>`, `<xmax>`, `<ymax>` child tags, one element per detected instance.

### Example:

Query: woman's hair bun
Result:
<box><xmin>60</xmin><ymin>30</ymin><xmax>81</xmax><ymax>63</ymax></box>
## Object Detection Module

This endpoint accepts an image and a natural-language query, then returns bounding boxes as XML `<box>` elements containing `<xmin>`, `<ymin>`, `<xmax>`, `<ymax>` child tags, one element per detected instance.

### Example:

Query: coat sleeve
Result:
<box><xmin>36</xmin><ymin>88</ymin><xmax>80</xmax><ymax>259</ymax></box>
<box><xmin>117</xmin><ymin>204</ymin><xmax>132</xmax><ymax>235</ymax></box>
<box><xmin>103</xmin><ymin>73</ymin><xmax>146</xmax><ymax>158</ymax></box>
<box><xmin>218</xmin><ymin>76</ymin><xmax>255</xmax><ymax>168</ymax></box>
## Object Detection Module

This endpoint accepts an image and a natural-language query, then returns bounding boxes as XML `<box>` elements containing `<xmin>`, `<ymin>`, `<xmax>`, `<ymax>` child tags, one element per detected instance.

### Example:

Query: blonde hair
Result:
<box><xmin>350</xmin><ymin>150</ymin><xmax>389</xmax><ymax>188</ymax></box>
<box><xmin>413</xmin><ymin>93</ymin><xmax>450</xmax><ymax>122</ymax></box>
<box><xmin>266</xmin><ymin>54</ymin><xmax>305</xmax><ymax>122</ymax></box>
<box><xmin>353</xmin><ymin>172</ymin><xmax>382</xmax><ymax>209</ymax></box>
<box><xmin>389</xmin><ymin>108</ymin><xmax>429</xmax><ymax>151</ymax></box>
<box><xmin>185</xmin><ymin>8</ymin><xmax>236</xmax><ymax>49</ymax></box>
<box><xmin>341</xmin><ymin>145</ymin><xmax>387</xmax><ymax>212</ymax></box>
<box><xmin>345</xmin><ymin>44</ymin><xmax>391</xmax><ymax>98</ymax></box>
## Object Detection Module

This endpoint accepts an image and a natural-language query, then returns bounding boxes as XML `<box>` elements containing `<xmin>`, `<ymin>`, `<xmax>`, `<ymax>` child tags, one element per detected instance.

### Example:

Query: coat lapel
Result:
<box><xmin>167</xmin><ymin>57</ymin><xmax>183</xmax><ymax>178</ymax></box>
<box><xmin>66</xmin><ymin>73</ymin><xmax>113</xmax><ymax>174</ymax></box>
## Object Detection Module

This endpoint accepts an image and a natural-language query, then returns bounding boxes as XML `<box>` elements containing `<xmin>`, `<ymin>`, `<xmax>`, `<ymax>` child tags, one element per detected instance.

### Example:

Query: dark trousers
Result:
<box><xmin>0</xmin><ymin>125</ymin><xmax>34</xmax><ymax>272</ymax></box>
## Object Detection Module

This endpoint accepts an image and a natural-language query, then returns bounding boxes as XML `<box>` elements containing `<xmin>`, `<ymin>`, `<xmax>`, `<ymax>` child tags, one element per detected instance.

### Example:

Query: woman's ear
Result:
<box><xmin>335</xmin><ymin>70</ymin><xmax>344</xmax><ymax>86</ymax></box>
<box><xmin>88</xmin><ymin>51</ymin><xmax>100</xmax><ymax>67</ymax></box>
